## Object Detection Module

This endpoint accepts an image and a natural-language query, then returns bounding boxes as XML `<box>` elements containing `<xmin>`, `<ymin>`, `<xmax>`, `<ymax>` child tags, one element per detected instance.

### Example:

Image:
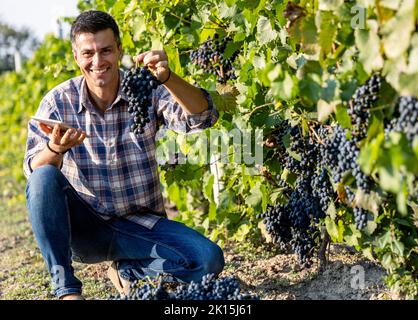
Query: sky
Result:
<box><xmin>0</xmin><ymin>0</ymin><xmax>80</xmax><ymax>41</ymax></box>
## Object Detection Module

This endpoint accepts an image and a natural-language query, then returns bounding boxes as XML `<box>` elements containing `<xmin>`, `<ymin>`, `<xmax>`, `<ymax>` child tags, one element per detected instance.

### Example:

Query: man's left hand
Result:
<box><xmin>134</xmin><ymin>50</ymin><xmax>170</xmax><ymax>84</ymax></box>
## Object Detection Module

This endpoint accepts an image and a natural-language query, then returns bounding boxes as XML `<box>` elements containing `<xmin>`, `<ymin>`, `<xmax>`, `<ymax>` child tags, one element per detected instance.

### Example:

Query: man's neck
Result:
<box><xmin>86</xmin><ymin>78</ymin><xmax>119</xmax><ymax>112</ymax></box>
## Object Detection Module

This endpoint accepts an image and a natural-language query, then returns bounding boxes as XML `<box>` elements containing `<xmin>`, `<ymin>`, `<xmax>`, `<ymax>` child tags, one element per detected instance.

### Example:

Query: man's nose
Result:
<box><xmin>92</xmin><ymin>52</ymin><xmax>102</xmax><ymax>66</ymax></box>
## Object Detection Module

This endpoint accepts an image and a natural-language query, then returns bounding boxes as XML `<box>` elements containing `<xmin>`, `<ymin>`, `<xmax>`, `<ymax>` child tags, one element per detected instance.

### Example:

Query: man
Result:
<box><xmin>23</xmin><ymin>10</ymin><xmax>224</xmax><ymax>300</ymax></box>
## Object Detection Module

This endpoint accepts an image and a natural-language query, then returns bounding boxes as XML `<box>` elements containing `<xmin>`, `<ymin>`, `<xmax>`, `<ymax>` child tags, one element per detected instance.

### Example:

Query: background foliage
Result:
<box><xmin>0</xmin><ymin>0</ymin><xmax>416</xmax><ymax>298</ymax></box>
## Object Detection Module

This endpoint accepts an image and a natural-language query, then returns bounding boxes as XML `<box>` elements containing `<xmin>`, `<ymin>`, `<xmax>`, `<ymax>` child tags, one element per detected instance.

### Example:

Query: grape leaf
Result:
<box><xmin>257</xmin><ymin>16</ymin><xmax>278</xmax><ymax>46</ymax></box>
<box><xmin>355</xmin><ymin>20</ymin><xmax>384</xmax><ymax>73</ymax></box>
<box><xmin>318</xmin><ymin>0</ymin><xmax>344</xmax><ymax>11</ymax></box>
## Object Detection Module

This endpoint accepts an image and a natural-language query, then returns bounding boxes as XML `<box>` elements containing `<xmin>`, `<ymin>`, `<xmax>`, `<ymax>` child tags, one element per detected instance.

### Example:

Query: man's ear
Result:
<box><xmin>118</xmin><ymin>44</ymin><xmax>123</xmax><ymax>60</ymax></box>
<box><xmin>73</xmin><ymin>48</ymin><xmax>80</xmax><ymax>67</ymax></box>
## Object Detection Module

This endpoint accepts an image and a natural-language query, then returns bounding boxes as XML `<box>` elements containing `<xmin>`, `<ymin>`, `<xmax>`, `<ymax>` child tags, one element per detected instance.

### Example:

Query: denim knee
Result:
<box><xmin>196</xmin><ymin>242</ymin><xmax>225</xmax><ymax>280</ymax></box>
<box><xmin>26</xmin><ymin>164</ymin><xmax>63</xmax><ymax>197</ymax></box>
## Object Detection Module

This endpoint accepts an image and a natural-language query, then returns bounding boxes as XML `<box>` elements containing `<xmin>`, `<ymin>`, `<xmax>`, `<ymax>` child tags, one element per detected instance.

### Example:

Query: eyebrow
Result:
<box><xmin>81</xmin><ymin>45</ymin><xmax>114</xmax><ymax>53</ymax></box>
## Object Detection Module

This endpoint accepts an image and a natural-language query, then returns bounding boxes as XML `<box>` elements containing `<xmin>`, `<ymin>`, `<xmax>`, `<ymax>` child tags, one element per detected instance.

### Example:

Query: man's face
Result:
<box><xmin>73</xmin><ymin>28</ymin><xmax>122</xmax><ymax>91</ymax></box>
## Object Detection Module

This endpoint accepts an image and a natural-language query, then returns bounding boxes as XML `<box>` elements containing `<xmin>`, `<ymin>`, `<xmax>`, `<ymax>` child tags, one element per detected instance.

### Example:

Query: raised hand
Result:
<box><xmin>133</xmin><ymin>50</ymin><xmax>170</xmax><ymax>84</ymax></box>
<box><xmin>39</xmin><ymin>123</ymin><xmax>86</xmax><ymax>154</ymax></box>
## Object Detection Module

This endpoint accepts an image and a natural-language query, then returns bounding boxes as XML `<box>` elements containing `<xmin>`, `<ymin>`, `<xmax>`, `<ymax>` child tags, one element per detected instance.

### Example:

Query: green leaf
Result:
<box><xmin>208</xmin><ymin>201</ymin><xmax>217</xmax><ymax>222</ymax></box>
<box><xmin>123</xmin><ymin>0</ymin><xmax>138</xmax><ymax>20</ymax></box>
<box><xmin>318</xmin><ymin>0</ymin><xmax>344</xmax><ymax>11</ymax></box>
<box><xmin>358</xmin><ymin>133</ymin><xmax>384</xmax><ymax>175</ymax></box>
<box><xmin>379</xmin><ymin>0</ymin><xmax>401</xmax><ymax>10</ymax></box>
<box><xmin>377</xmin><ymin>230</ymin><xmax>392</xmax><ymax>249</ymax></box>
<box><xmin>325</xmin><ymin>216</ymin><xmax>340</xmax><ymax>242</ymax></box>
<box><xmin>398</xmin><ymin>72</ymin><xmax>418</xmax><ymax>96</ymax></box>
<box><xmin>122</xmin><ymin>31</ymin><xmax>135</xmax><ymax>49</ymax></box>
<box><xmin>344</xmin><ymin>225</ymin><xmax>361</xmax><ymax>247</ymax></box>
<box><xmin>335</xmin><ymin>105</ymin><xmax>352</xmax><ymax>129</ymax></box>
<box><xmin>257</xmin><ymin>16</ymin><xmax>278</xmax><ymax>46</ymax></box>
<box><xmin>317</xmin><ymin>99</ymin><xmax>337</xmax><ymax>122</ymax></box>
<box><xmin>233</xmin><ymin>223</ymin><xmax>251</xmax><ymax>242</ymax></box>
<box><xmin>218</xmin><ymin>2</ymin><xmax>238</xmax><ymax>19</ymax></box>
<box><xmin>245</xmin><ymin>184</ymin><xmax>263</xmax><ymax>208</ymax></box>
<box><xmin>354</xmin><ymin>191</ymin><xmax>381</xmax><ymax>215</ymax></box>
<box><xmin>224</xmin><ymin>41</ymin><xmax>241</xmax><ymax>60</ymax></box>
<box><xmin>381</xmin><ymin>0</ymin><xmax>415</xmax><ymax>59</ymax></box>
<box><xmin>321</xmin><ymin>79</ymin><xmax>338</xmax><ymax>103</ymax></box>
<box><xmin>355</xmin><ymin>20</ymin><xmax>383</xmax><ymax>73</ymax></box>
<box><xmin>326</xmin><ymin>201</ymin><xmax>337</xmax><ymax>220</ymax></box>
<box><xmin>391</xmin><ymin>239</ymin><xmax>405</xmax><ymax>257</ymax></box>
<box><xmin>299</xmin><ymin>77</ymin><xmax>321</xmax><ymax>104</ymax></box>
<box><xmin>364</xmin><ymin>220</ymin><xmax>377</xmax><ymax>236</ymax></box>
<box><xmin>396</xmin><ymin>187</ymin><xmax>408</xmax><ymax>215</ymax></box>
<box><xmin>366</xmin><ymin>116</ymin><xmax>384</xmax><ymax>142</ymax></box>
<box><xmin>240</xmin><ymin>0</ymin><xmax>261</xmax><ymax>10</ymax></box>
<box><xmin>379</xmin><ymin>165</ymin><xmax>402</xmax><ymax>193</ymax></box>
<box><xmin>362</xmin><ymin>247</ymin><xmax>375</xmax><ymax>261</ymax></box>
<box><xmin>164</xmin><ymin>45</ymin><xmax>183</xmax><ymax>77</ymax></box>
<box><xmin>381</xmin><ymin>253</ymin><xmax>395</xmax><ymax>271</ymax></box>
<box><xmin>260</xmin><ymin>184</ymin><xmax>268</xmax><ymax>213</ymax></box>
<box><xmin>299</xmin><ymin>16</ymin><xmax>319</xmax><ymax>56</ymax></box>
<box><xmin>203</xmin><ymin>174</ymin><xmax>215</xmax><ymax>202</ymax></box>
<box><xmin>271</xmin><ymin>73</ymin><xmax>296</xmax><ymax>100</ymax></box>
<box><xmin>316</xmin><ymin>11</ymin><xmax>337</xmax><ymax>56</ymax></box>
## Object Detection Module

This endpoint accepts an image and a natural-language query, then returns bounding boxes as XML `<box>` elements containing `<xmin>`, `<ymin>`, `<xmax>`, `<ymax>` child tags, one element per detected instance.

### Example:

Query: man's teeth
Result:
<box><xmin>92</xmin><ymin>68</ymin><xmax>108</xmax><ymax>73</ymax></box>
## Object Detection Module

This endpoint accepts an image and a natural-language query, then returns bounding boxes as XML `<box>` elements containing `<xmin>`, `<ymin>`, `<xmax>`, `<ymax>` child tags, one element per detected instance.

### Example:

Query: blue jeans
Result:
<box><xmin>25</xmin><ymin>165</ymin><xmax>224</xmax><ymax>298</ymax></box>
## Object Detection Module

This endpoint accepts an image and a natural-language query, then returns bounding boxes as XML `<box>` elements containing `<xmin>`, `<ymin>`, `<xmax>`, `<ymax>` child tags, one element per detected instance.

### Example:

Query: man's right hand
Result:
<box><xmin>39</xmin><ymin>123</ymin><xmax>86</xmax><ymax>154</ymax></box>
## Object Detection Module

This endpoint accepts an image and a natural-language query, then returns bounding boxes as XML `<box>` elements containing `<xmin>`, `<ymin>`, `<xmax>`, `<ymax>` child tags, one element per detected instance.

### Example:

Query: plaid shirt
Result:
<box><xmin>23</xmin><ymin>71</ymin><xmax>218</xmax><ymax>229</ymax></box>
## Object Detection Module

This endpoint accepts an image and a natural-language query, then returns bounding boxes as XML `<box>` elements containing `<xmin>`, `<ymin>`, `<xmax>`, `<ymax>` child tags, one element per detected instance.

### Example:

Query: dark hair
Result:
<box><xmin>71</xmin><ymin>10</ymin><xmax>121</xmax><ymax>46</ymax></box>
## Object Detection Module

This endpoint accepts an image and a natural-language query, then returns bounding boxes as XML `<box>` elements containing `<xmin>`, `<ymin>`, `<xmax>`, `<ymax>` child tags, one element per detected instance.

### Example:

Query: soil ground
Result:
<box><xmin>0</xmin><ymin>194</ymin><xmax>392</xmax><ymax>300</ymax></box>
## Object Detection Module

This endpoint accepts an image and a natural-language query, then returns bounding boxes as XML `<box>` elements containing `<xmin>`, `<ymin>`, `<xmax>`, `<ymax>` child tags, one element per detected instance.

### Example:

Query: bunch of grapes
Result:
<box><xmin>270</xmin><ymin>120</ymin><xmax>290</xmax><ymax>168</ymax></box>
<box><xmin>257</xmin><ymin>205</ymin><xmax>292</xmax><ymax>249</ymax></box>
<box><xmin>311</xmin><ymin>169</ymin><xmax>334</xmax><ymax>213</ymax></box>
<box><xmin>320</xmin><ymin>125</ymin><xmax>373</xmax><ymax>193</ymax></box>
<box><xmin>121</xmin><ymin>66</ymin><xmax>161</xmax><ymax>136</ymax></box>
<box><xmin>109</xmin><ymin>273</ymin><xmax>258</xmax><ymax>300</ymax></box>
<box><xmin>258</xmin><ymin>123</ymin><xmax>329</xmax><ymax>267</ymax></box>
<box><xmin>174</xmin><ymin>274</ymin><xmax>257</xmax><ymax>300</ymax></box>
<box><xmin>353</xmin><ymin>207</ymin><xmax>369</xmax><ymax>230</ymax></box>
<box><xmin>385</xmin><ymin>96</ymin><xmax>418</xmax><ymax>144</ymax></box>
<box><xmin>190</xmin><ymin>36</ymin><xmax>239</xmax><ymax>83</ymax></box>
<box><xmin>349</xmin><ymin>74</ymin><xmax>382</xmax><ymax>139</ymax></box>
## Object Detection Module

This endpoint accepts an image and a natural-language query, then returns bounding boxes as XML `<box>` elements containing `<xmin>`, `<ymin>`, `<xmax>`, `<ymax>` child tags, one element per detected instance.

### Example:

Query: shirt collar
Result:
<box><xmin>77</xmin><ymin>69</ymin><xmax>129</xmax><ymax>114</ymax></box>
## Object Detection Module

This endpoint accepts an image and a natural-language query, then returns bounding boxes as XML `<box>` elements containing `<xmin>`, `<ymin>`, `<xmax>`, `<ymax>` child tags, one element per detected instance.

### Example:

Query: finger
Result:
<box><xmin>69</xmin><ymin>128</ymin><xmax>82</xmax><ymax>142</ymax></box>
<box><xmin>143</xmin><ymin>53</ymin><xmax>165</xmax><ymax>67</ymax></box>
<box><xmin>50</xmin><ymin>124</ymin><xmax>62</xmax><ymax>144</ymax></box>
<box><xmin>133</xmin><ymin>51</ymin><xmax>149</xmax><ymax>64</ymax></box>
<box><xmin>155</xmin><ymin>60</ymin><xmax>169</xmax><ymax>69</ymax></box>
<box><xmin>76</xmin><ymin>132</ymin><xmax>87</xmax><ymax>144</ymax></box>
<box><xmin>60</xmin><ymin>128</ymin><xmax>75</xmax><ymax>145</ymax></box>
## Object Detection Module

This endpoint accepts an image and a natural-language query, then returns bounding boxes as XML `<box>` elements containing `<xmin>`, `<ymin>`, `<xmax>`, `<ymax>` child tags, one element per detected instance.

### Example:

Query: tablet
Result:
<box><xmin>31</xmin><ymin>116</ymin><xmax>89</xmax><ymax>137</ymax></box>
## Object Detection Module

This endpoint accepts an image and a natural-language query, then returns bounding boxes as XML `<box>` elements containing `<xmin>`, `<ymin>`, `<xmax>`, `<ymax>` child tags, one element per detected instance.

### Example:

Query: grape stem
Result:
<box><xmin>308</xmin><ymin>125</ymin><xmax>324</xmax><ymax>144</ymax></box>
<box><xmin>168</xmin><ymin>11</ymin><xmax>192</xmax><ymax>25</ymax></box>
<box><xmin>247</xmin><ymin>103</ymin><xmax>275</xmax><ymax>117</ymax></box>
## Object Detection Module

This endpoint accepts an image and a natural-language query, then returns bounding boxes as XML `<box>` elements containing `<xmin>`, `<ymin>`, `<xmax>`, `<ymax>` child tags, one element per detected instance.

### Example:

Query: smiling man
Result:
<box><xmin>23</xmin><ymin>10</ymin><xmax>224</xmax><ymax>300</ymax></box>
